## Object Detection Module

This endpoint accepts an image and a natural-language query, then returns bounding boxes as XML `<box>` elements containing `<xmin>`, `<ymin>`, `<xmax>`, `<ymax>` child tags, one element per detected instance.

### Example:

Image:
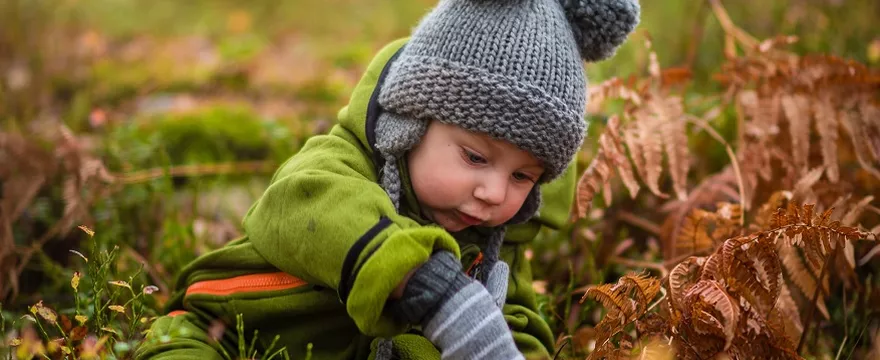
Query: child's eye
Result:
<box><xmin>512</xmin><ymin>172</ymin><xmax>535</xmax><ymax>183</ymax></box>
<box><xmin>462</xmin><ymin>149</ymin><xmax>486</xmax><ymax>164</ymax></box>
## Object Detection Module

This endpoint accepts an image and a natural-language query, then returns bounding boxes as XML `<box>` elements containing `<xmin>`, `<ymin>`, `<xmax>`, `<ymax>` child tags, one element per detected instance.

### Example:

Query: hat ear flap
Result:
<box><xmin>374</xmin><ymin>111</ymin><xmax>428</xmax><ymax>156</ymax></box>
<box><xmin>559</xmin><ymin>0</ymin><xmax>641</xmax><ymax>62</ymax></box>
<box><xmin>506</xmin><ymin>186</ymin><xmax>542</xmax><ymax>225</ymax></box>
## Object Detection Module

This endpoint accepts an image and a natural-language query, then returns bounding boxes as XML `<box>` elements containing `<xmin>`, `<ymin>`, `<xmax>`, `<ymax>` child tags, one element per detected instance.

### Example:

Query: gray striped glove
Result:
<box><xmin>390</xmin><ymin>251</ymin><xmax>523</xmax><ymax>360</ymax></box>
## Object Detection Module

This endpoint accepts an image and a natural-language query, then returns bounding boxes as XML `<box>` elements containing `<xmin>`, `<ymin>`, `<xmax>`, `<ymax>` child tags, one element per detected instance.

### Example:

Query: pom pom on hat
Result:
<box><xmin>559</xmin><ymin>0</ymin><xmax>641</xmax><ymax>62</ymax></box>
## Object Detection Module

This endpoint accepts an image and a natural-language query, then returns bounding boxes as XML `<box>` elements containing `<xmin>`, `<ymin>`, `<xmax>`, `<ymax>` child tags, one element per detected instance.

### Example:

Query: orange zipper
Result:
<box><xmin>466</xmin><ymin>251</ymin><xmax>484</xmax><ymax>277</ymax></box>
<box><xmin>185</xmin><ymin>272</ymin><xmax>307</xmax><ymax>297</ymax></box>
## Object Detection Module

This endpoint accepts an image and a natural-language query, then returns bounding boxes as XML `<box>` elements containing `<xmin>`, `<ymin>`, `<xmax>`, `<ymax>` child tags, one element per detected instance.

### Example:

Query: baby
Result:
<box><xmin>136</xmin><ymin>0</ymin><xmax>638</xmax><ymax>359</ymax></box>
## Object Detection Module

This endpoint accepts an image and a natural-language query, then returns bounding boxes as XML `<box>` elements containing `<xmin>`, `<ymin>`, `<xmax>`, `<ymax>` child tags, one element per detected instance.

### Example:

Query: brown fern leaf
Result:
<box><xmin>841</xmin><ymin>195</ymin><xmax>874</xmax><ymax>226</ymax></box>
<box><xmin>841</xmin><ymin>107</ymin><xmax>880</xmax><ymax>180</ymax></box>
<box><xmin>812</xmin><ymin>91</ymin><xmax>840</xmax><ymax>183</ymax></box>
<box><xmin>724</xmin><ymin>234</ymin><xmax>783</xmax><ymax>318</ymax></box>
<box><xmin>777</xmin><ymin>242</ymin><xmax>828</xmax><ymax>318</ymax></box>
<box><xmin>619</xmin><ymin>272</ymin><xmax>662</xmax><ymax>310</ymax></box>
<box><xmin>576</xmin><ymin>115</ymin><xmax>640</xmax><ymax>218</ymax></box>
<box><xmin>754</xmin><ymin>191</ymin><xmax>791</xmax><ymax>231</ymax></box>
<box><xmin>780</xmin><ymin>93</ymin><xmax>811</xmax><ymax>174</ymax></box>
<box><xmin>631</xmin><ymin>106</ymin><xmax>667</xmax><ymax>198</ymax></box>
<box><xmin>676</xmin><ymin>209</ymin><xmax>716</xmax><ymax>257</ymax></box>
<box><xmin>740</xmin><ymin>90</ymin><xmax>781</xmax><ymax>182</ymax></box>
<box><xmin>651</xmin><ymin>95</ymin><xmax>689</xmax><ymax>200</ymax></box>
<box><xmin>772</xmin><ymin>284</ymin><xmax>803</xmax><ymax>345</ymax></box>
<box><xmin>700</xmin><ymin>251</ymin><xmax>724</xmax><ymax>282</ymax></box>
<box><xmin>859</xmin><ymin>101</ymin><xmax>880</xmax><ymax>163</ymax></box>
<box><xmin>683</xmin><ymin>280</ymin><xmax>740</xmax><ymax>352</ymax></box>
<box><xmin>669</xmin><ymin>257</ymin><xmax>704</xmax><ymax>308</ymax></box>
<box><xmin>712</xmin><ymin>202</ymin><xmax>743</xmax><ymax>240</ymax></box>
<box><xmin>581</xmin><ymin>283</ymin><xmax>629</xmax><ymax>317</ymax></box>
<box><xmin>675</xmin><ymin>203</ymin><xmax>743</xmax><ymax>258</ymax></box>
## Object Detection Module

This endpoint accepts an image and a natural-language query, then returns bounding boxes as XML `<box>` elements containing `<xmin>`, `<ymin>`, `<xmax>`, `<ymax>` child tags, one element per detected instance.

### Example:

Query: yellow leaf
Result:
<box><xmin>61</xmin><ymin>346</ymin><xmax>72</xmax><ymax>354</ymax></box>
<box><xmin>109</xmin><ymin>305</ymin><xmax>125</xmax><ymax>313</ymax></box>
<box><xmin>71</xmin><ymin>271</ymin><xmax>81</xmax><ymax>291</ymax></box>
<box><xmin>9</xmin><ymin>338</ymin><xmax>22</xmax><ymax>346</ymax></box>
<box><xmin>33</xmin><ymin>301</ymin><xmax>57</xmax><ymax>325</ymax></box>
<box><xmin>78</xmin><ymin>225</ymin><xmax>95</xmax><ymax>237</ymax></box>
<box><xmin>101</xmin><ymin>327</ymin><xmax>120</xmax><ymax>335</ymax></box>
<box><xmin>75</xmin><ymin>315</ymin><xmax>88</xmax><ymax>325</ymax></box>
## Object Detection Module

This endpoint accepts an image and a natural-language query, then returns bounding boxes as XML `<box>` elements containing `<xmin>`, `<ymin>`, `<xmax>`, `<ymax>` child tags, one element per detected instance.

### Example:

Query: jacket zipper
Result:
<box><xmin>185</xmin><ymin>272</ymin><xmax>307</xmax><ymax>297</ymax></box>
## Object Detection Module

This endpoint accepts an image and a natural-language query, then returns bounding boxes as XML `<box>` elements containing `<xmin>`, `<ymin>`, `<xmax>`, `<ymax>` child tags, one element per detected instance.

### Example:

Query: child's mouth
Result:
<box><xmin>455</xmin><ymin>210</ymin><xmax>484</xmax><ymax>226</ymax></box>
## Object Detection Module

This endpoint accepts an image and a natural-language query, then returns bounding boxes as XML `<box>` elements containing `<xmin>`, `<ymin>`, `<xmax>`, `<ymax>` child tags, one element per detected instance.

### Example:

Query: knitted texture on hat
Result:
<box><xmin>378</xmin><ymin>0</ymin><xmax>640</xmax><ymax>182</ymax></box>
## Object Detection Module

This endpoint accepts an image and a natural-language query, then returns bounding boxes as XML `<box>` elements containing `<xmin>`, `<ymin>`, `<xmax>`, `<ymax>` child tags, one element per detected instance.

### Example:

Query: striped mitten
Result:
<box><xmin>390</xmin><ymin>251</ymin><xmax>523</xmax><ymax>360</ymax></box>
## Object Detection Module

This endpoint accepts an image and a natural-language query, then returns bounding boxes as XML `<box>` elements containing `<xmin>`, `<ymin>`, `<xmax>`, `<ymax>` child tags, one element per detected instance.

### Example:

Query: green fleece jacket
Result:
<box><xmin>135</xmin><ymin>38</ymin><xmax>575</xmax><ymax>360</ymax></box>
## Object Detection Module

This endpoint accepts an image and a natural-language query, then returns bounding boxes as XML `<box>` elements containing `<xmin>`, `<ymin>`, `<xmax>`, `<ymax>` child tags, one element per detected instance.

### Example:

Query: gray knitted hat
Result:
<box><xmin>375</xmin><ymin>0</ymin><xmax>639</xmax><ymax>213</ymax></box>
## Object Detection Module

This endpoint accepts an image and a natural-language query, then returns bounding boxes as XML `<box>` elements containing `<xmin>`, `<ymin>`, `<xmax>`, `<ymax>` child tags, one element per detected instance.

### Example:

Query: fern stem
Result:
<box><xmin>684</xmin><ymin>115</ymin><xmax>747</xmax><ymax>218</ymax></box>
<box><xmin>115</xmin><ymin>160</ymin><xmax>276</xmax><ymax>184</ymax></box>
<box><xmin>616</xmin><ymin>210</ymin><xmax>662</xmax><ymax>236</ymax></box>
<box><xmin>707</xmin><ymin>0</ymin><xmax>759</xmax><ymax>49</ymax></box>
<box><xmin>798</xmin><ymin>245</ymin><xmax>839</xmax><ymax>353</ymax></box>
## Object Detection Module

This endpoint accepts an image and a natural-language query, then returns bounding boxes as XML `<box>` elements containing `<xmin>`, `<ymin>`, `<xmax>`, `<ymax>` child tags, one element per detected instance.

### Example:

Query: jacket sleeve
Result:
<box><xmin>243</xmin><ymin>126</ymin><xmax>460</xmax><ymax>338</ymax></box>
<box><xmin>135</xmin><ymin>313</ymin><xmax>226</xmax><ymax>360</ymax></box>
<box><xmin>502</xmin><ymin>163</ymin><xmax>577</xmax><ymax>358</ymax></box>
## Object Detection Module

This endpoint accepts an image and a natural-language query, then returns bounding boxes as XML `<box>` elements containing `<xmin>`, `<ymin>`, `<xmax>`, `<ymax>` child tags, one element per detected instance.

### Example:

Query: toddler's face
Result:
<box><xmin>406</xmin><ymin>121</ymin><xmax>544</xmax><ymax>232</ymax></box>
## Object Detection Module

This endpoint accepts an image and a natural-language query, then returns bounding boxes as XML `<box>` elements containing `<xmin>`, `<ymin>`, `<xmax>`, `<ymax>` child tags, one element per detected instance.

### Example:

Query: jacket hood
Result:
<box><xmin>336</xmin><ymin>38</ymin><xmax>409</xmax><ymax>169</ymax></box>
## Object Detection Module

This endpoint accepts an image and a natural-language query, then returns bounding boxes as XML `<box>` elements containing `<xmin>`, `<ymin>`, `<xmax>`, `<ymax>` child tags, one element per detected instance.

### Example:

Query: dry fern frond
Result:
<box><xmin>772</xmin><ymin>283</ymin><xmax>804</xmax><ymax>344</ymax></box>
<box><xmin>777</xmin><ymin>241</ymin><xmax>829</xmax><ymax>319</ymax></box>
<box><xmin>669</xmin><ymin>257</ymin><xmax>704</xmax><ymax>307</ymax></box>
<box><xmin>582</xmin><ymin>283</ymin><xmax>631</xmax><ymax>317</ymax></box>
<box><xmin>576</xmin><ymin>115</ymin><xmax>640</xmax><ymax>218</ymax></box>
<box><xmin>841</xmin><ymin>107</ymin><xmax>880</xmax><ymax>180</ymax></box>
<box><xmin>779</xmin><ymin>93</ymin><xmax>811</xmax><ymax>175</ymax></box>
<box><xmin>812</xmin><ymin>91</ymin><xmax>839</xmax><ymax>183</ymax></box>
<box><xmin>651</xmin><ymin>96</ymin><xmax>689</xmax><ymax>200</ymax></box>
<box><xmin>722</xmin><ymin>234</ymin><xmax>782</xmax><ymax>318</ymax></box>
<box><xmin>630</xmin><ymin>106</ymin><xmax>666</xmax><ymax>198</ymax></box>
<box><xmin>682</xmin><ymin>280</ymin><xmax>740</xmax><ymax>353</ymax></box>
<box><xmin>673</xmin><ymin>203</ymin><xmax>743</xmax><ymax>259</ymax></box>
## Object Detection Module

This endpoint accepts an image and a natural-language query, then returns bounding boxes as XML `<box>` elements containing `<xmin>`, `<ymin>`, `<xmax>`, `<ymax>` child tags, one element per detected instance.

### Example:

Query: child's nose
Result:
<box><xmin>473</xmin><ymin>173</ymin><xmax>507</xmax><ymax>206</ymax></box>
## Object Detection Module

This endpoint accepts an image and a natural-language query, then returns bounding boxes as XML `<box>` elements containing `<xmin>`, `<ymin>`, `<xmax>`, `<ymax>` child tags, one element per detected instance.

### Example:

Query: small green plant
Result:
<box><xmin>4</xmin><ymin>225</ymin><xmax>161</xmax><ymax>359</ymax></box>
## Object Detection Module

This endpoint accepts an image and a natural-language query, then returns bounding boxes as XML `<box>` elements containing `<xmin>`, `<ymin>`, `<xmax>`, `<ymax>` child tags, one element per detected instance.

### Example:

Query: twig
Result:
<box><xmin>707</xmin><ymin>0</ymin><xmax>759</xmax><ymax>50</ymax></box>
<box><xmin>617</xmin><ymin>210</ymin><xmax>662</xmax><ymax>236</ymax></box>
<box><xmin>114</xmin><ymin>160</ymin><xmax>277</xmax><ymax>184</ymax></box>
<box><xmin>799</xmin><ymin>245</ymin><xmax>840</xmax><ymax>353</ymax></box>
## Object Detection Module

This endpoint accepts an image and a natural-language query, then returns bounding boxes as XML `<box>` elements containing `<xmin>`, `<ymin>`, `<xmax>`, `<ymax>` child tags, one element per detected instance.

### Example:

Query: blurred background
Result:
<box><xmin>1</xmin><ymin>0</ymin><xmax>879</xmax><ymax>357</ymax></box>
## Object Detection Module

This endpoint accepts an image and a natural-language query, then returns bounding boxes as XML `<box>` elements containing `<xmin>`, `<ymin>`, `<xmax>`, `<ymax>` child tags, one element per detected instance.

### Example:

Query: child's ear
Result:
<box><xmin>558</xmin><ymin>0</ymin><xmax>641</xmax><ymax>62</ymax></box>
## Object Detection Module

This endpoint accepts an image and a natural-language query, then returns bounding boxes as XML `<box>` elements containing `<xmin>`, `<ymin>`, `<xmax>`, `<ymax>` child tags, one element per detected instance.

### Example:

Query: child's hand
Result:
<box><xmin>390</xmin><ymin>252</ymin><xmax>523</xmax><ymax>359</ymax></box>
<box><xmin>484</xmin><ymin>261</ymin><xmax>509</xmax><ymax>308</ymax></box>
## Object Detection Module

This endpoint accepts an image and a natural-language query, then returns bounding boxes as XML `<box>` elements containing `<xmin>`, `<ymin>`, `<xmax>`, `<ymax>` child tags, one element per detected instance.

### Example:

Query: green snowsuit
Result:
<box><xmin>135</xmin><ymin>38</ymin><xmax>575</xmax><ymax>360</ymax></box>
